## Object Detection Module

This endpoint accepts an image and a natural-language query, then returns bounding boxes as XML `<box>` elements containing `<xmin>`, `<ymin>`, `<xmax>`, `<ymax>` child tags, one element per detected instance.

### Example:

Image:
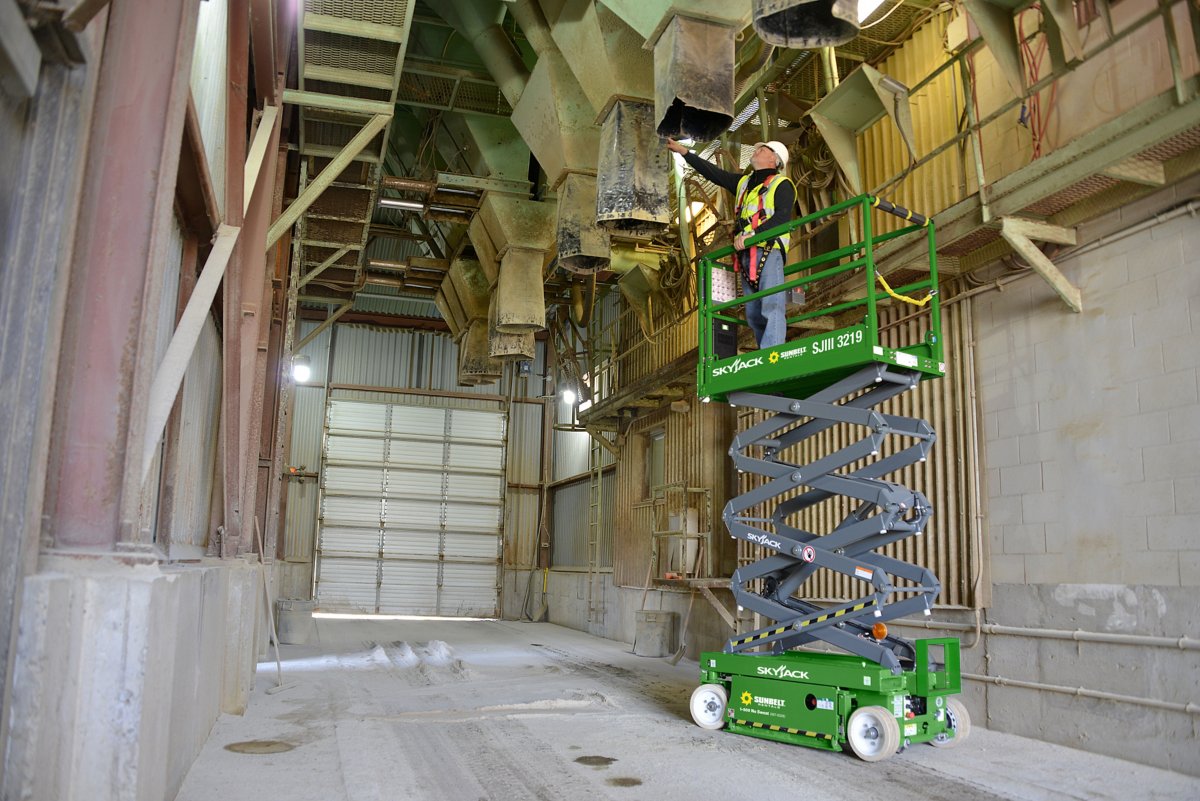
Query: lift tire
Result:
<box><xmin>690</xmin><ymin>684</ymin><xmax>728</xmax><ymax>730</ymax></box>
<box><xmin>930</xmin><ymin>697</ymin><xmax>971</xmax><ymax>748</ymax></box>
<box><xmin>846</xmin><ymin>705</ymin><xmax>900</xmax><ymax>762</ymax></box>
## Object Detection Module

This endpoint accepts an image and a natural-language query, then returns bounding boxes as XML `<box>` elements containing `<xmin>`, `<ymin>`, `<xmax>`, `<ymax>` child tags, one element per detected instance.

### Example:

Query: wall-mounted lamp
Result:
<box><xmin>292</xmin><ymin>354</ymin><xmax>311</xmax><ymax>383</ymax></box>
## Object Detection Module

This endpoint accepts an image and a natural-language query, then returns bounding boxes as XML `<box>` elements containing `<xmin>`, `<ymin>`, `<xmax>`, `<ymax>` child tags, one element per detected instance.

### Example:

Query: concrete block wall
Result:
<box><xmin>972</xmin><ymin>203</ymin><xmax>1200</xmax><ymax>773</ymax></box>
<box><xmin>1</xmin><ymin>557</ymin><xmax>262</xmax><ymax>801</ymax></box>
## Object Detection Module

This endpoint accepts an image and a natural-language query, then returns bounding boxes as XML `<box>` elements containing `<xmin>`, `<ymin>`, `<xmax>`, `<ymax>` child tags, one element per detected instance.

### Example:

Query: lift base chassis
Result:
<box><xmin>699</xmin><ymin>639</ymin><xmax>963</xmax><ymax>753</ymax></box>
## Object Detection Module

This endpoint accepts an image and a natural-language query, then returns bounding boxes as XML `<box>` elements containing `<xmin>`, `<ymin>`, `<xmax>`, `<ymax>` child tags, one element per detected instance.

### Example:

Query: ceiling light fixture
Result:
<box><xmin>378</xmin><ymin>198</ymin><xmax>424</xmax><ymax>211</ymax></box>
<box><xmin>292</xmin><ymin>355</ymin><xmax>311</xmax><ymax>383</ymax></box>
<box><xmin>858</xmin><ymin>0</ymin><xmax>887</xmax><ymax>21</ymax></box>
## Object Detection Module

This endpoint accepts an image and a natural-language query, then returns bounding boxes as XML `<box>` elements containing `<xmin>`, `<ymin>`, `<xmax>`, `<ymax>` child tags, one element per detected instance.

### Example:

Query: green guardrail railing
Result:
<box><xmin>696</xmin><ymin>194</ymin><xmax>944</xmax><ymax>402</ymax></box>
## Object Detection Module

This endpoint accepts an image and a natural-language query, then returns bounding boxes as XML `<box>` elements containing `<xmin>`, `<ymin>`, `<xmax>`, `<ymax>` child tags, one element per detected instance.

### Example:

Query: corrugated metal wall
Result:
<box><xmin>859</xmin><ymin>15</ymin><xmax>964</xmax><ymax>233</ymax></box>
<box><xmin>137</xmin><ymin>213</ymin><xmax>185</xmax><ymax>544</ymax></box>
<box><xmin>190</xmin><ymin>0</ymin><xmax>227</xmax><ymax>205</ymax></box>
<box><xmin>506</xmin><ymin>400</ymin><xmax>544</xmax><ymax>568</ymax></box>
<box><xmin>613</xmin><ymin>397</ymin><xmax>737</xmax><ymax>587</ymax></box>
<box><xmin>553</xmin><ymin>401</ymin><xmax>600</xmax><ymax>480</ymax></box>
<box><xmin>735</xmin><ymin>300</ymin><xmax>984</xmax><ymax>608</ymax></box>
<box><xmin>283</xmin><ymin>321</ymin><xmax>332</xmax><ymax>577</ymax></box>
<box><xmin>549</xmin><ymin>471</ymin><xmax>614</xmax><ymax>569</ymax></box>
<box><xmin>169</xmin><ymin>314</ymin><xmax>222</xmax><ymax>551</ymax></box>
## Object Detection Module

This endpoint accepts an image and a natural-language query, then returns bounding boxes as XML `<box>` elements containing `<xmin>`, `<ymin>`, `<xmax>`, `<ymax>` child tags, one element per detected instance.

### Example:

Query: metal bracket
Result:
<box><xmin>998</xmin><ymin>216</ymin><xmax>1081</xmax><ymax>312</ymax></box>
<box><xmin>809</xmin><ymin>65</ymin><xmax>918</xmax><ymax>196</ymax></box>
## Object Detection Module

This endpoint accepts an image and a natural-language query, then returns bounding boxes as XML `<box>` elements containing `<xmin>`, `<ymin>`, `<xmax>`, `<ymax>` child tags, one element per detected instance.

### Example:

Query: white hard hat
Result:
<box><xmin>754</xmin><ymin>141</ymin><xmax>789</xmax><ymax>170</ymax></box>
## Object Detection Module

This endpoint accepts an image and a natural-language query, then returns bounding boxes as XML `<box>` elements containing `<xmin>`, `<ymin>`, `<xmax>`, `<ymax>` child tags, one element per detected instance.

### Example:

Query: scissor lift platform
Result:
<box><xmin>689</xmin><ymin>195</ymin><xmax>969</xmax><ymax>761</ymax></box>
<box><xmin>697</xmin><ymin>194</ymin><xmax>944</xmax><ymax>402</ymax></box>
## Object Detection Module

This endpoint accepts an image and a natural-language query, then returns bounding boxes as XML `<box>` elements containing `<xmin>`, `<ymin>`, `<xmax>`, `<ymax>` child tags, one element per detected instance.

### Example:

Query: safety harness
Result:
<box><xmin>735</xmin><ymin>172</ymin><xmax>790</xmax><ymax>292</ymax></box>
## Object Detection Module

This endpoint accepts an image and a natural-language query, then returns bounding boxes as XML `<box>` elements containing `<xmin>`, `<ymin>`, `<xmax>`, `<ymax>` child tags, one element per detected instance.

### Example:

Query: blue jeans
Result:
<box><xmin>744</xmin><ymin>249</ymin><xmax>786</xmax><ymax>349</ymax></box>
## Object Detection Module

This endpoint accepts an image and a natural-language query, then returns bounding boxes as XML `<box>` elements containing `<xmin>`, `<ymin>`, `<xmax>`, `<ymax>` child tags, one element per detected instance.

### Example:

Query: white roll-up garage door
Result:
<box><xmin>314</xmin><ymin>398</ymin><xmax>505</xmax><ymax>617</ymax></box>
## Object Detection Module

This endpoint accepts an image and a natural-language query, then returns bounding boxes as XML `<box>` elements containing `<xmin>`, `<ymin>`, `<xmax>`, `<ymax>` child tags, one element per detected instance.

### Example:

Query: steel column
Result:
<box><xmin>235</xmin><ymin>104</ymin><xmax>283</xmax><ymax>554</ymax></box>
<box><xmin>221</xmin><ymin>0</ymin><xmax>250</xmax><ymax>556</ymax></box>
<box><xmin>46</xmin><ymin>0</ymin><xmax>200</xmax><ymax>549</ymax></box>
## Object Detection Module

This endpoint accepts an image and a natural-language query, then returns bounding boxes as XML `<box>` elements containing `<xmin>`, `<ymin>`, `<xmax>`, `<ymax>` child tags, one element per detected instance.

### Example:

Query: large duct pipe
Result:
<box><xmin>495</xmin><ymin>246</ymin><xmax>546</xmax><ymax>332</ymax></box>
<box><xmin>489</xmin><ymin>293</ymin><xmax>537</xmax><ymax>360</ymax></box>
<box><xmin>653</xmin><ymin>15</ymin><xmax>737</xmax><ymax>141</ymax></box>
<box><xmin>508</xmin><ymin>0</ymin><xmax>556</xmax><ymax>57</ymax></box>
<box><xmin>597</xmin><ymin>99</ymin><xmax>669</xmax><ymax>240</ymax></box>
<box><xmin>752</xmin><ymin>0</ymin><xmax>859</xmax><ymax>49</ymax></box>
<box><xmin>435</xmin><ymin>1</ymin><xmax>530</xmax><ymax>107</ymax></box>
<box><xmin>458</xmin><ymin>319</ymin><xmax>502</xmax><ymax>385</ymax></box>
<box><xmin>557</xmin><ymin>172</ymin><xmax>611</xmax><ymax>275</ymax></box>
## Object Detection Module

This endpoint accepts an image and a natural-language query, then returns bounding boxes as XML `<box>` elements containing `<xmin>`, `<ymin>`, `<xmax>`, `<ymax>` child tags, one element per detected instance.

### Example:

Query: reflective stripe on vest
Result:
<box><xmin>735</xmin><ymin>172</ymin><xmax>792</xmax><ymax>254</ymax></box>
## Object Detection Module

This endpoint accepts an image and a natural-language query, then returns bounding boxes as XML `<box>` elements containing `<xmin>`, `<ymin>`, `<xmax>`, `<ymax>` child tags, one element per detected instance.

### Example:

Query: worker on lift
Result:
<box><xmin>666</xmin><ymin>138</ymin><xmax>796</xmax><ymax>348</ymax></box>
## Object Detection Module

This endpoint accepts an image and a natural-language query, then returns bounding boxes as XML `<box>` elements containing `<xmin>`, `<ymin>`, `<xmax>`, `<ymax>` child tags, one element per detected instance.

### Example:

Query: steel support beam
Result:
<box><xmin>219</xmin><ymin>0</ymin><xmax>252</xmax><ymax>556</ymax></box>
<box><xmin>250</xmin><ymin>0</ymin><xmax>277</xmax><ymax>104</ymax></box>
<box><xmin>46</xmin><ymin>0</ymin><xmax>200</xmax><ymax>549</ymax></box>
<box><xmin>234</xmin><ymin>100</ymin><xmax>284</xmax><ymax>554</ymax></box>
<box><xmin>299</xmin><ymin>245</ymin><xmax>351</xmax><ymax>288</ymax></box>
<box><xmin>999</xmin><ymin>217</ymin><xmax>1081</xmax><ymax>312</ymax></box>
<box><xmin>243</xmin><ymin>104</ymin><xmax>278</xmax><ymax>216</ymax></box>
<box><xmin>282</xmin><ymin>88</ymin><xmax>394</xmax><ymax>117</ymax></box>
<box><xmin>438</xmin><ymin>171</ymin><xmax>531</xmax><ymax>195</ymax></box>
<box><xmin>294</xmin><ymin>301</ymin><xmax>353</xmax><ymax>352</ymax></box>
<box><xmin>267</xmin><ymin>113</ymin><xmax>391</xmax><ymax>247</ymax></box>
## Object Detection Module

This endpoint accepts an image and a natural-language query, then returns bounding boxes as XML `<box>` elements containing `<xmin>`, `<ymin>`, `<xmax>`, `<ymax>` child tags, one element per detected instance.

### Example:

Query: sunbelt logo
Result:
<box><xmin>756</xmin><ymin>665</ymin><xmax>809</xmax><ymax>680</ymax></box>
<box><xmin>747</xmin><ymin>532</ymin><xmax>782</xmax><ymax>550</ymax></box>
<box><xmin>712</xmin><ymin>355</ymin><xmax>763</xmax><ymax>377</ymax></box>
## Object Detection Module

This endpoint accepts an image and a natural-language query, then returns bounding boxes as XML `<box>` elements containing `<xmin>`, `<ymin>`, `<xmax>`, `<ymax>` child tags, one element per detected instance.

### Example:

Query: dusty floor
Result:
<box><xmin>177</xmin><ymin>618</ymin><xmax>1200</xmax><ymax>801</ymax></box>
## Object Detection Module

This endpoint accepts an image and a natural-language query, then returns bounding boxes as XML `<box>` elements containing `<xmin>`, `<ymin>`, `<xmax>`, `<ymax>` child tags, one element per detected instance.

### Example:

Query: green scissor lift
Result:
<box><xmin>689</xmin><ymin>195</ymin><xmax>970</xmax><ymax>761</ymax></box>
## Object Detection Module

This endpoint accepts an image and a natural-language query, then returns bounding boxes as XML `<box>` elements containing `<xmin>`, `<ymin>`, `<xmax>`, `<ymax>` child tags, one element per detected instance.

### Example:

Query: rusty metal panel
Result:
<box><xmin>190</xmin><ymin>0</ymin><xmax>228</xmax><ymax>205</ymax></box>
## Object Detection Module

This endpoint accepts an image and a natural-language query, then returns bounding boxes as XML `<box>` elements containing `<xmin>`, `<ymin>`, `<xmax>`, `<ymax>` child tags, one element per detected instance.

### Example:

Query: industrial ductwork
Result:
<box><xmin>557</xmin><ymin>173</ymin><xmax>612</xmax><ymax>274</ymax></box>
<box><xmin>434</xmin><ymin>1</ymin><xmax>530</xmax><ymax>106</ymax></box>
<box><xmin>752</xmin><ymin>0</ymin><xmax>860</xmax><ymax>49</ymax></box>
<box><xmin>597</xmin><ymin>99</ymin><xmax>670</xmax><ymax>240</ymax></box>
<box><xmin>653</xmin><ymin>16</ymin><xmax>736</xmax><ymax>141</ymax></box>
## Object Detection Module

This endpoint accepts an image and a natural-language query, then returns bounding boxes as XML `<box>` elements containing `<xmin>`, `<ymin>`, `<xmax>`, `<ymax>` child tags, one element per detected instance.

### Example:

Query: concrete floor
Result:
<box><xmin>177</xmin><ymin>618</ymin><xmax>1200</xmax><ymax>801</ymax></box>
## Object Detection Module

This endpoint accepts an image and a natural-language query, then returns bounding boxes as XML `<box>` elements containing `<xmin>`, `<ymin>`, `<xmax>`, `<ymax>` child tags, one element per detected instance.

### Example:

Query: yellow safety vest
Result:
<box><xmin>735</xmin><ymin>172</ymin><xmax>793</xmax><ymax>254</ymax></box>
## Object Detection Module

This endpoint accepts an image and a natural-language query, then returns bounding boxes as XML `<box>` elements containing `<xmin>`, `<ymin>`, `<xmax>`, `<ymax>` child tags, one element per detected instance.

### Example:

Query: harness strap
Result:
<box><xmin>739</xmin><ymin>174</ymin><xmax>779</xmax><ymax>285</ymax></box>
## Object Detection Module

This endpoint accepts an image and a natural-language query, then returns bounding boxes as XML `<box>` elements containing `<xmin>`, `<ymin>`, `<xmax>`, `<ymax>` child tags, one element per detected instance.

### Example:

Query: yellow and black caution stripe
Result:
<box><xmin>732</xmin><ymin>601</ymin><xmax>874</xmax><ymax>647</ymax></box>
<box><xmin>795</xmin><ymin>601</ymin><xmax>872</xmax><ymax>629</ymax></box>
<box><xmin>731</xmin><ymin>626</ymin><xmax>789</xmax><ymax>647</ymax></box>
<box><xmin>735</xmin><ymin>720</ymin><xmax>834</xmax><ymax>741</ymax></box>
<box><xmin>869</xmin><ymin>195</ymin><xmax>931</xmax><ymax>227</ymax></box>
